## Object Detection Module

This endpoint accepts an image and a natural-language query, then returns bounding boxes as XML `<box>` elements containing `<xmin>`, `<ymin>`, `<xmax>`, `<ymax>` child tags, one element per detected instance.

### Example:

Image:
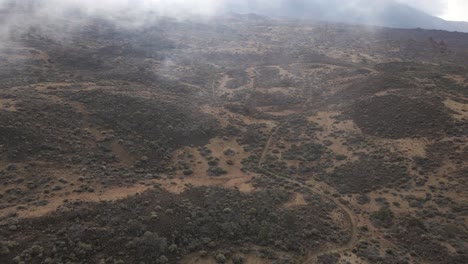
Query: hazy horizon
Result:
<box><xmin>0</xmin><ymin>0</ymin><xmax>467</xmax><ymax>22</ymax></box>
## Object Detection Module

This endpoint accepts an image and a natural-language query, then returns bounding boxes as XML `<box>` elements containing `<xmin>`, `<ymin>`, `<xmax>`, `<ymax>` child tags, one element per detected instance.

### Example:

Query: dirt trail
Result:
<box><xmin>257</xmin><ymin>124</ymin><xmax>359</xmax><ymax>263</ymax></box>
<box><xmin>258</xmin><ymin>125</ymin><xmax>279</xmax><ymax>166</ymax></box>
<box><xmin>303</xmin><ymin>189</ymin><xmax>358</xmax><ymax>263</ymax></box>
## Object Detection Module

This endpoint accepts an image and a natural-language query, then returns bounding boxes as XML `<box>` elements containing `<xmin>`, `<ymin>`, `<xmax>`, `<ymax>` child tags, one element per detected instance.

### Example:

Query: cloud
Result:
<box><xmin>397</xmin><ymin>0</ymin><xmax>468</xmax><ymax>21</ymax></box>
<box><xmin>0</xmin><ymin>0</ymin><xmax>462</xmax><ymax>20</ymax></box>
<box><xmin>0</xmin><ymin>0</ymin><xmax>228</xmax><ymax>44</ymax></box>
<box><xmin>396</xmin><ymin>0</ymin><xmax>447</xmax><ymax>16</ymax></box>
<box><xmin>0</xmin><ymin>0</ymin><xmax>225</xmax><ymax>18</ymax></box>
<box><xmin>0</xmin><ymin>0</ymin><xmax>467</xmax><ymax>44</ymax></box>
<box><xmin>441</xmin><ymin>0</ymin><xmax>468</xmax><ymax>21</ymax></box>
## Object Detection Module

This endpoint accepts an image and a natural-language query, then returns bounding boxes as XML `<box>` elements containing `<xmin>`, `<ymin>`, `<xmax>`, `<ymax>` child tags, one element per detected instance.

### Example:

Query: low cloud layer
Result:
<box><xmin>0</xmin><ymin>0</ymin><xmax>225</xmax><ymax>19</ymax></box>
<box><xmin>1</xmin><ymin>0</ymin><xmax>466</xmax><ymax>21</ymax></box>
<box><xmin>400</xmin><ymin>0</ymin><xmax>467</xmax><ymax>21</ymax></box>
<box><xmin>441</xmin><ymin>0</ymin><xmax>468</xmax><ymax>21</ymax></box>
<box><xmin>0</xmin><ymin>0</ymin><xmax>467</xmax><ymax>45</ymax></box>
<box><xmin>397</xmin><ymin>0</ymin><xmax>447</xmax><ymax>16</ymax></box>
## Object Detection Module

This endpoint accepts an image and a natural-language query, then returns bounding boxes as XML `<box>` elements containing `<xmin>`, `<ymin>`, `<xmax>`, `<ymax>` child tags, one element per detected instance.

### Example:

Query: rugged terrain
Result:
<box><xmin>0</xmin><ymin>14</ymin><xmax>467</xmax><ymax>264</ymax></box>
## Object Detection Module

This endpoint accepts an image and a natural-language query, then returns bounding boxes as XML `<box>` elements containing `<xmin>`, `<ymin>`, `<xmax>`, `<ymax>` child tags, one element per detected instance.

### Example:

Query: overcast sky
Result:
<box><xmin>400</xmin><ymin>0</ymin><xmax>468</xmax><ymax>21</ymax></box>
<box><xmin>63</xmin><ymin>0</ymin><xmax>468</xmax><ymax>22</ymax></box>
<box><xmin>1</xmin><ymin>0</ymin><xmax>467</xmax><ymax>22</ymax></box>
<box><xmin>440</xmin><ymin>0</ymin><xmax>468</xmax><ymax>21</ymax></box>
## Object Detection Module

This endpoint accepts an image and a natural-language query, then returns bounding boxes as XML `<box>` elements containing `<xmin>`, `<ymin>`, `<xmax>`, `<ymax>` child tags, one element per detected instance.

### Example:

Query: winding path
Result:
<box><xmin>257</xmin><ymin>124</ymin><xmax>359</xmax><ymax>263</ymax></box>
<box><xmin>258</xmin><ymin>125</ymin><xmax>280</xmax><ymax>166</ymax></box>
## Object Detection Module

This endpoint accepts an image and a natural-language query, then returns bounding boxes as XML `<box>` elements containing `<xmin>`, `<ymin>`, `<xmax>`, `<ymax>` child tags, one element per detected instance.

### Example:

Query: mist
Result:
<box><xmin>1</xmin><ymin>0</ymin><xmax>467</xmax><ymax>49</ymax></box>
<box><xmin>1</xmin><ymin>0</ymin><xmax>466</xmax><ymax>25</ymax></box>
<box><xmin>0</xmin><ymin>0</ymin><xmax>461</xmax><ymax>23</ymax></box>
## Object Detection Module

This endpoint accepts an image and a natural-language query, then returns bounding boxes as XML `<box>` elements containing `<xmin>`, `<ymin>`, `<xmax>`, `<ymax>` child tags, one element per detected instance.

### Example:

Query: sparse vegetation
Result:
<box><xmin>0</xmin><ymin>9</ymin><xmax>467</xmax><ymax>264</ymax></box>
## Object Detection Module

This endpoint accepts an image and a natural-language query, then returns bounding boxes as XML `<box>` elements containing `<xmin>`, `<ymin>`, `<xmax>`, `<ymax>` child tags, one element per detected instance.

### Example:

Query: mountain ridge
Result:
<box><xmin>224</xmin><ymin>0</ymin><xmax>468</xmax><ymax>33</ymax></box>
<box><xmin>1</xmin><ymin>0</ymin><xmax>468</xmax><ymax>33</ymax></box>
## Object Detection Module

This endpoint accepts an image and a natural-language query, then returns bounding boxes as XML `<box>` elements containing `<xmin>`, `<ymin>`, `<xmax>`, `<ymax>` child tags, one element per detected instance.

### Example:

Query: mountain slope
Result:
<box><xmin>2</xmin><ymin>0</ymin><xmax>468</xmax><ymax>32</ymax></box>
<box><xmin>225</xmin><ymin>0</ymin><xmax>468</xmax><ymax>33</ymax></box>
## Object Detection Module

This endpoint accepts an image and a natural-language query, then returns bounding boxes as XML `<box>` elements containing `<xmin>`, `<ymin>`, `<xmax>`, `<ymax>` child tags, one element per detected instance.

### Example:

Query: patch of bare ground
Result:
<box><xmin>2</xmin><ymin>184</ymin><xmax>154</xmax><ymax>219</ymax></box>
<box><xmin>0</xmin><ymin>98</ymin><xmax>16</xmax><ymax>111</ymax></box>
<box><xmin>0</xmin><ymin>153</ymin><xmax>164</xmax><ymax>219</ymax></box>
<box><xmin>374</xmin><ymin>88</ymin><xmax>400</xmax><ymax>97</ymax></box>
<box><xmin>109</xmin><ymin>140</ymin><xmax>136</xmax><ymax>167</ymax></box>
<box><xmin>201</xmin><ymin>105</ymin><xmax>276</xmax><ymax>127</ymax></box>
<box><xmin>170</xmin><ymin>137</ymin><xmax>256</xmax><ymax>193</ymax></box>
<box><xmin>444</xmin><ymin>98</ymin><xmax>468</xmax><ymax>120</ymax></box>
<box><xmin>444</xmin><ymin>74</ymin><xmax>467</xmax><ymax>86</ymax></box>
<box><xmin>373</xmin><ymin>137</ymin><xmax>431</xmax><ymax>158</ymax></box>
<box><xmin>262</xmin><ymin>108</ymin><xmax>300</xmax><ymax>116</ymax></box>
<box><xmin>217</xmin><ymin>74</ymin><xmax>234</xmax><ymax>97</ymax></box>
<box><xmin>1</xmin><ymin>163</ymin><xmax>253</xmax><ymax>221</ymax></box>
<box><xmin>0</xmin><ymin>47</ymin><xmax>50</xmax><ymax>64</ymax></box>
<box><xmin>282</xmin><ymin>193</ymin><xmax>307</xmax><ymax>208</ymax></box>
<box><xmin>271</xmin><ymin>65</ymin><xmax>301</xmax><ymax>80</ymax></box>
<box><xmin>308</xmin><ymin>111</ymin><xmax>362</xmax><ymax>165</ymax></box>
<box><xmin>32</xmin><ymin>82</ymin><xmax>81</xmax><ymax>92</ymax></box>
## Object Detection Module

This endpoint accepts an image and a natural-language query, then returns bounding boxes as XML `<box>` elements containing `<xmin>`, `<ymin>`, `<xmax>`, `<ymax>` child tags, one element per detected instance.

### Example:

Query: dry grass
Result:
<box><xmin>444</xmin><ymin>98</ymin><xmax>468</xmax><ymax>120</ymax></box>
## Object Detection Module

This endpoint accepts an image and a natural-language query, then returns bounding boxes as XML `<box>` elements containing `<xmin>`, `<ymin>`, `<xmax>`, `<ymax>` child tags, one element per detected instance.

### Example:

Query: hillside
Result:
<box><xmin>0</xmin><ymin>11</ymin><xmax>467</xmax><ymax>264</ymax></box>
<box><xmin>3</xmin><ymin>0</ymin><xmax>468</xmax><ymax>33</ymax></box>
<box><xmin>226</xmin><ymin>0</ymin><xmax>468</xmax><ymax>33</ymax></box>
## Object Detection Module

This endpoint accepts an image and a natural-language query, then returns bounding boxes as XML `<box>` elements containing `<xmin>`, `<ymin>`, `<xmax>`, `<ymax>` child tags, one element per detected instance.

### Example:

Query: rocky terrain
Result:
<box><xmin>0</xmin><ymin>14</ymin><xmax>467</xmax><ymax>264</ymax></box>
